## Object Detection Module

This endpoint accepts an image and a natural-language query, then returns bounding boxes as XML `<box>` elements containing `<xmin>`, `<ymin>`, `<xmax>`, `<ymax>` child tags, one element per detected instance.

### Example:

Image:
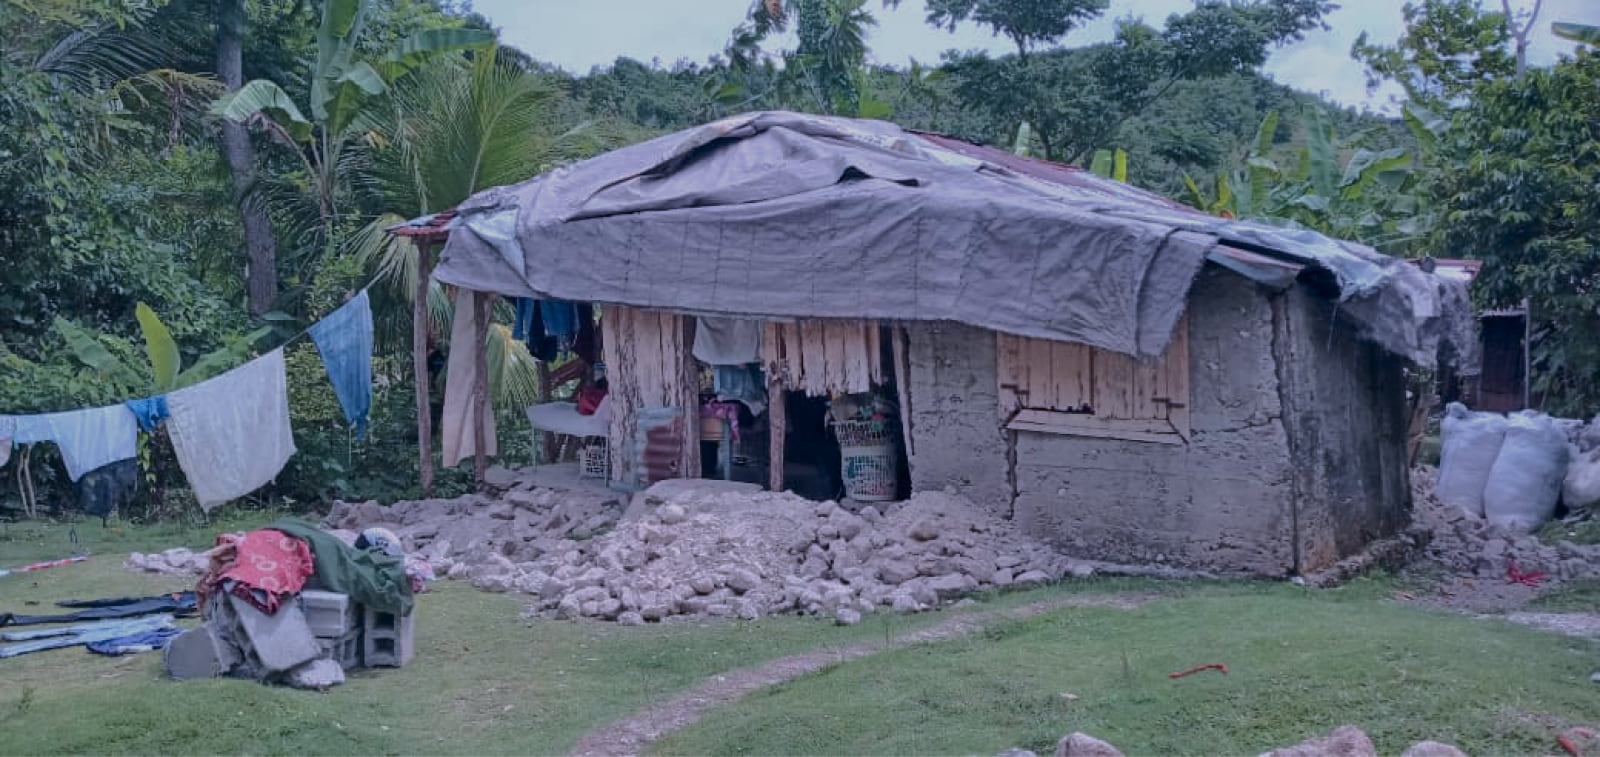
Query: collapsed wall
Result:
<box><xmin>324</xmin><ymin>474</ymin><xmax>1086</xmax><ymax>624</ymax></box>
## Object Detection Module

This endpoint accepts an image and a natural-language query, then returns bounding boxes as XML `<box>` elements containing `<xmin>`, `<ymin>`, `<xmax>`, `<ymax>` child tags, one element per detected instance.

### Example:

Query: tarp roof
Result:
<box><xmin>426</xmin><ymin>111</ymin><xmax>1472</xmax><ymax>365</ymax></box>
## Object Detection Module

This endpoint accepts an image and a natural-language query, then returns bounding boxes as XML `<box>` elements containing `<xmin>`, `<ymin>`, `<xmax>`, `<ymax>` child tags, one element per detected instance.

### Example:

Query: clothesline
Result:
<box><xmin>0</xmin><ymin>286</ymin><xmax>376</xmax><ymax>516</ymax></box>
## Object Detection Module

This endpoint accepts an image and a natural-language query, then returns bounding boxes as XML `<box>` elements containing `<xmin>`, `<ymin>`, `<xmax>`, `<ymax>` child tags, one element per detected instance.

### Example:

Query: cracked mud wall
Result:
<box><xmin>904</xmin><ymin>269</ymin><xmax>1299</xmax><ymax>574</ymax></box>
<box><xmin>901</xmin><ymin>268</ymin><xmax>1410</xmax><ymax>575</ymax></box>
<box><xmin>1273</xmin><ymin>282</ymin><xmax>1411</xmax><ymax>572</ymax></box>
<box><xmin>904</xmin><ymin>322</ymin><xmax>1013</xmax><ymax>515</ymax></box>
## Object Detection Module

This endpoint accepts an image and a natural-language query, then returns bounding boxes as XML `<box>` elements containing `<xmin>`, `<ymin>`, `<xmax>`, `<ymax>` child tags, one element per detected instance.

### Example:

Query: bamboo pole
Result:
<box><xmin>473</xmin><ymin>291</ymin><xmax>492</xmax><ymax>490</ymax></box>
<box><xmin>414</xmin><ymin>241</ymin><xmax>435</xmax><ymax>498</ymax></box>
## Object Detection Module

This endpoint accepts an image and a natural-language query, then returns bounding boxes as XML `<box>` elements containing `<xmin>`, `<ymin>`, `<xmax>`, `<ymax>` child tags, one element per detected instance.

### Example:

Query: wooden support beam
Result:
<box><xmin>414</xmin><ymin>242</ymin><xmax>434</xmax><ymax>498</ymax></box>
<box><xmin>472</xmin><ymin>291</ymin><xmax>492</xmax><ymax>491</ymax></box>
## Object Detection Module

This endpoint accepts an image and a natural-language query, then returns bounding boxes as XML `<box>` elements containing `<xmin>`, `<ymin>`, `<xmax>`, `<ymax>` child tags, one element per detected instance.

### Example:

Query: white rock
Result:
<box><xmin>659</xmin><ymin>504</ymin><xmax>688</xmax><ymax>525</ymax></box>
<box><xmin>835</xmin><ymin>608</ymin><xmax>862</xmax><ymax>626</ymax></box>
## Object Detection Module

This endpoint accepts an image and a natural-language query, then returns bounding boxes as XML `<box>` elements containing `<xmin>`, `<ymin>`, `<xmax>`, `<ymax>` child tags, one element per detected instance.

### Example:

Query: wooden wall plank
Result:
<box><xmin>997</xmin><ymin>333</ymin><xmax>1023</xmax><ymax>419</ymax></box>
<box><xmin>1167</xmin><ymin>317</ymin><xmax>1192</xmax><ymax>439</ymax></box>
<box><xmin>1093</xmin><ymin>351</ymin><xmax>1136</xmax><ymax>419</ymax></box>
<box><xmin>1024</xmin><ymin>335</ymin><xmax>1053</xmax><ymax>409</ymax></box>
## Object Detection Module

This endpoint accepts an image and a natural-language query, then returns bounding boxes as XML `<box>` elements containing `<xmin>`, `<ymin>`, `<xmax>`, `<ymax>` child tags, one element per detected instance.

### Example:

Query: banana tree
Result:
<box><xmin>1553</xmin><ymin>22</ymin><xmax>1600</xmax><ymax>45</ymax></box>
<box><xmin>210</xmin><ymin>0</ymin><xmax>491</xmax><ymax>233</ymax></box>
<box><xmin>1182</xmin><ymin>107</ymin><xmax>1425</xmax><ymax>252</ymax></box>
<box><xmin>53</xmin><ymin>303</ymin><xmax>270</xmax><ymax>395</ymax></box>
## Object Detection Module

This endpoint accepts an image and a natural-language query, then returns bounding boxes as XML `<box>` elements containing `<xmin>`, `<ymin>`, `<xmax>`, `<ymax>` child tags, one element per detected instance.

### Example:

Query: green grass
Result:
<box><xmin>1531</xmin><ymin>580</ymin><xmax>1600</xmax><ymax>612</ymax></box>
<box><xmin>0</xmin><ymin>516</ymin><xmax>1111</xmax><ymax>756</ymax></box>
<box><xmin>653</xmin><ymin>585</ymin><xmax>1600</xmax><ymax>757</ymax></box>
<box><xmin>1539</xmin><ymin>518</ymin><xmax>1600</xmax><ymax>546</ymax></box>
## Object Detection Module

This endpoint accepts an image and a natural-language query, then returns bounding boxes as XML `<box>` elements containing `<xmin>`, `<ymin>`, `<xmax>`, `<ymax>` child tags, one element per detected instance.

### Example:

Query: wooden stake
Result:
<box><xmin>768</xmin><ymin>332</ymin><xmax>787</xmax><ymax>492</ymax></box>
<box><xmin>414</xmin><ymin>241</ymin><xmax>435</xmax><ymax>498</ymax></box>
<box><xmin>473</xmin><ymin>291</ymin><xmax>492</xmax><ymax>490</ymax></box>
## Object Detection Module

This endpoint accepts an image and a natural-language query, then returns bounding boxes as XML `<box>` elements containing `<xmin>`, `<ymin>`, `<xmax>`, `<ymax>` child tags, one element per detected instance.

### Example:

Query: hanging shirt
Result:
<box><xmin>123</xmin><ymin>396</ymin><xmax>170</xmax><ymax>433</ymax></box>
<box><xmin>9</xmin><ymin>405</ymin><xmax>138</xmax><ymax>482</ymax></box>
<box><xmin>308</xmin><ymin>289</ymin><xmax>375</xmax><ymax>440</ymax></box>
<box><xmin>441</xmin><ymin>288</ymin><xmax>497</xmax><ymax>468</ymax></box>
<box><xmin>694</xmin><ymin>317</ymin><xmax>764</xmax><ymax>365</ymax></box>
<box><xmin>76</xmin><ymin>458</ymin><xmax>139</xmax><ymax>520</ymax></box>
<box><xmin>167</xmin><ymin>349</ymin><xmax>295</xmax><ymax>511</ymax></box>
<box><xmin>0</xmin><ymin>416</ymin><xmax>13</xmax><ymax>468</ymax></box>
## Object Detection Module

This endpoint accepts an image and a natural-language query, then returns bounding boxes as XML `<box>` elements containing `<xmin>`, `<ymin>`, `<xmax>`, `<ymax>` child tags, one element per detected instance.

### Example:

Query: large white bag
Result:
<box><xmin>1436</xmin><ymin>403</ymin><xmax>1508</xmax><ymax>517</ymax></box>
<box><xmin>1483</xmin><ymin>410</ymin><xmax>1571</xmax><ymax>532</ymax></box>
<box><xmin>1563</xmin><ymin>445</ymin><xmax>1600</xmax><ymax>516</ymax></box>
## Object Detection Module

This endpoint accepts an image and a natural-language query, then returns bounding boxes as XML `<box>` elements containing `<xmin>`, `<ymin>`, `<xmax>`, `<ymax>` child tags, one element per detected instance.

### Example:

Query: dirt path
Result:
<box><xmin>569</xmin><ymin>594</ymin><xmax>1148</xmax><ymax>757</ymax></box>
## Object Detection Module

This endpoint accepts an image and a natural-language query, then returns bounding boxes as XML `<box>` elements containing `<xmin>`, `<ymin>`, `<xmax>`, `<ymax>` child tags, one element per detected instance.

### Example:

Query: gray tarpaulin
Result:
<box><xmin>432</xmin><ymin>111</ymin><xmax>1471</xmax><ymax>364</ymax></box>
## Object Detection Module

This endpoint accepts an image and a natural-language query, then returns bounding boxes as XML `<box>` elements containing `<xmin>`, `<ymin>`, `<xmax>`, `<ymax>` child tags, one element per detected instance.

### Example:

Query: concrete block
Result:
<box><xmin>361</xmin><ymin>606</ymin><xmax>415</xmax><ymax>667</ymax></box>
<box><xmin>300</xmin><ymin>590</ymin><xmax>356</xmax><ymax>638</ymax></box>
<box><xmin>318</xmin><ymin>627</ymin><xmax>362</xmax><ymax>670</ymax></box>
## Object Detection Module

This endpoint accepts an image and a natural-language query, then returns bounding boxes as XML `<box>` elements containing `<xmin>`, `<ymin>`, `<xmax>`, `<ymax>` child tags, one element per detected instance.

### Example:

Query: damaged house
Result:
<box><xmin>398</xmin><ymin>112</ymin><xmax>1473</xmax><ymax>577</ymax></box>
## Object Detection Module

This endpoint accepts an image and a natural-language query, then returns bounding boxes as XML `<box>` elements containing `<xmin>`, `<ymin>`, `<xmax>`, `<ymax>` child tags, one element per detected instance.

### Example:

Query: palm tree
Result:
<box><xmin>350</xmin><ymin>46</ymin><xmax>572</xmax><ymax>410</ymax></box>
<box><xmin>209</xmin><ymin>0</ymin><xmax>491</xmax><ymax>287</ymax></box>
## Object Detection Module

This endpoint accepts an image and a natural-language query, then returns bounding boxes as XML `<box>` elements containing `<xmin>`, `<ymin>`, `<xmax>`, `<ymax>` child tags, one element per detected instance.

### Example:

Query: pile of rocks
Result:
<box><xmin>1412</xmin><ymin>465</ymin><xmax>1600</xmax><ymax>584</ymax></box>
<box><xmin>997</xmin><ymin>726</ymin><xmax>1468</xmax><ymax>757</ymax></box>
<box><xmin>322</xmin><ymin>473</ymin><xmax>1080</xmax><ymax>624</ymax></box>
<box><xmin>125</xmin><ymin>547</ymin><xmax>208</xmax><ymax>576</ymax></box>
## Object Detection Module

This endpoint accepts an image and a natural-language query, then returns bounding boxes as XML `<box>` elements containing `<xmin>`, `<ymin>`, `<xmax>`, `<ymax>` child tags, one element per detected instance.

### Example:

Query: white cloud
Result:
<box><xmin>473</xmin><ymin>0</ymin><xmax>1600</xmax><ymax>110</ymax></box>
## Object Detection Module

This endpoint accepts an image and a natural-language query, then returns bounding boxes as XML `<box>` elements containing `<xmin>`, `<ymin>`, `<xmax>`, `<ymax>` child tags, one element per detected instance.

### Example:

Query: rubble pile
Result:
<box><xmin>323</xmin><ymin>474</ymin><xmax>1078</xmax><ymax>623</ymax></box>
<box><xmin>125</xmin><ymin>548</ymin><xmax>208</xmax><ymax>576</ymax></box>
<box><xmin>995</xmin><ymin>726</ymin><xmax>1469</xmax><ymax>757</ymax></box>
<box><xmin>1412</xmin><ymin>465</ymin><xmax>1600</xmax><ymax>583</ymax></box>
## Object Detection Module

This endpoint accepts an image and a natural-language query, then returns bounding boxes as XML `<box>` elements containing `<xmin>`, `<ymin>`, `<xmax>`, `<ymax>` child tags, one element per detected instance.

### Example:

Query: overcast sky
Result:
<box><xmin>471</xmin><ymin>0</ymin><xmax>1595</xmax><ymax>114</ymax></box>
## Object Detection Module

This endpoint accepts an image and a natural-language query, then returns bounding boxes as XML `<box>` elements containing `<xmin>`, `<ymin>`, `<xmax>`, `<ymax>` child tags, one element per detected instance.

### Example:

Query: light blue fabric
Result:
<box><xmin>0</xmin><ymin>615</ymin><xmax>175</xmax><ymax>658</ymax></box>
<box><xmin>124</xmin><ymin>396</ymin><xmax>169</xmax><ymax>433</ymax></box>
<box><xmin>8</xmin><ymin>405</ymin><xmax>138</xmax><ymax>481</ymax></box>
<box><xmin>86</xmin><ymin>626</ymin><xmax>183</xmax><ymax>656</ymax></box>
<box><xmin>714</xmin><ymin>364</ymin><xmax>767</xmax><ymax>416</ymax></box>
<box><xmin>308</xmin><ymin>290</ymin><xmax>374</xmax><ymax>440</ymax></box>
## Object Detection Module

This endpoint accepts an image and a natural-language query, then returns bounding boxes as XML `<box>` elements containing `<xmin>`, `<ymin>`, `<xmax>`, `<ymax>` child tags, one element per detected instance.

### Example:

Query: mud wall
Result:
<box><xmin>1273</xmin><ymin>283</ymin><xmax>1412</xmax><ymax>570</ymax></box>
<box><xmin>905</xmin><ymin>268</ymin><xmax>1303</xmax><ymax>574</ymax></box>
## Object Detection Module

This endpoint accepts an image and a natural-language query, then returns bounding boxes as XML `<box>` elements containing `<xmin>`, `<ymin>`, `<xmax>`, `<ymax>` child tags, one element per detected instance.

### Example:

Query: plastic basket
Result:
<box><xmin>841</xmin><ymin>447</ymin><xmax>897</xmax><ymax>501</ymax></box>
<box><xmin>580</xmin><ymin>441</ymin><xmax>610</xmax><ymax>480</ymax></box>
<box><xmin>832</xmin><ymin>419</ymin><xmax>896</xmax><ymax>447</ymax></box>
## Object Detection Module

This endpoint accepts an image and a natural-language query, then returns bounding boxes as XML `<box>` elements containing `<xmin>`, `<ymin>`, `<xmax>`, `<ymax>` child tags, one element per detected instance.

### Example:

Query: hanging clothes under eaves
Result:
<box><xmin>442</xmin><ymin>288</ymin><xmax>497</xmax><ymax>468</ymax></box>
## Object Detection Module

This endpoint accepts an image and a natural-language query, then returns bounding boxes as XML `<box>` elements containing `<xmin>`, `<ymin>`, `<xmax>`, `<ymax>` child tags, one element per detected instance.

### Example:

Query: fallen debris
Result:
<box><xmin>1054</xmin><ymin>732</ymin><xmax>1124</xmax><ymax>757</ymax></box>
<box><xmin>1168</xmin><ymin>663</ymin><xmax>1228</xmax><ymax>679</ymax></box>
<box><xmin>1259</xmin><ymin>725</ymin><xmax>1377</xmax><ymax>757</ymax></box>
<box><xmin>319</xmin><ymin>473</ymin><xmax>1084</xmax><ymax>623</ymax></box>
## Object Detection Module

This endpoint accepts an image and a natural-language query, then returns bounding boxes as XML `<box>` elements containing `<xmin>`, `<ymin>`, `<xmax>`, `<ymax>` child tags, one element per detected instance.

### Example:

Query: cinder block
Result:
<box><xmin>318</xmin><ymin>627</ymin><xmax>362</xmax><ymax>670</ymax></box>
<box><xmin>300</xmin><ymin>590</ymin><xmax>356</xmax><ymax>638</ymax></box>
<box><xmin>360</xmin><ymin>606</ymin><xmax>415</xmax><ymax>667</ymax></box>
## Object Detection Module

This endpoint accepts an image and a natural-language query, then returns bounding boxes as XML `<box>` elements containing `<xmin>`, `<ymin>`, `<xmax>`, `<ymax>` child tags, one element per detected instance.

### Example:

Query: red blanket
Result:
<box><xmin>218</xmin><ymin>529</ymin><xmax>314</xmax><ymax>614</ymax></box>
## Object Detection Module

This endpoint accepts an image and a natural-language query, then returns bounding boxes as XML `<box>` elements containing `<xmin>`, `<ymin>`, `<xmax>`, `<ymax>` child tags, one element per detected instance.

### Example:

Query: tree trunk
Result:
<box><xmin>216</xmin><ymin>0</ymin><xmax>278</xmax><ymax>315</ymax></box>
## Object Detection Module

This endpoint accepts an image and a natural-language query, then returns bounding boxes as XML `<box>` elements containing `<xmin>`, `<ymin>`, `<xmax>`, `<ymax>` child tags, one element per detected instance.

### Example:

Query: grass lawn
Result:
<box><xmin>0</xmin><ymin>515</ymin><xmax>1094</xmax><ymax>755</ymax></box>
<box><xmin>653</xmin><ymin>582</ymin><xmax>1600</xmax><ymax>757</ymax></box>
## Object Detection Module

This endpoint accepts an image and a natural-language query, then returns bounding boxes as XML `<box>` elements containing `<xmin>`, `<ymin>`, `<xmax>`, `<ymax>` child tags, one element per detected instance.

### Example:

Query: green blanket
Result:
<box><xmin>269</xmin><ymin>517</ymin><xmax>414</xmax><ymax>616</ymax></box>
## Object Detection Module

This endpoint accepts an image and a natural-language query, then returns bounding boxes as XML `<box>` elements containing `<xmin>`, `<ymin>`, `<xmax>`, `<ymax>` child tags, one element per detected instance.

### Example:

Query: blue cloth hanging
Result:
<box><xmin>512</xmin><ymin>298</ymin><xmax>536</xmax><ymax>341</ymax></box>
<box><xmin>308</xmin><ymin>290</ymin><xmax>375</xmax><ymax>440</ymax></box>
<box><xmin>123</xmin><ymin>396</ymin><xmax>169</xmax><ymax>432</ymax></box>
<box><xmin>540</xmin><ymin>300</ymin><xmax>579</xmax><ymax>351</ymax></box>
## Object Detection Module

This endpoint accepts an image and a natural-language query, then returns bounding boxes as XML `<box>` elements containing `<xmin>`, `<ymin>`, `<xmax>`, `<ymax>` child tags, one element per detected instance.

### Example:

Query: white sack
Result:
<box><xmin>1483</xmin><ymin>410</ymin><xmax>1571</xmax><ymax>532</ymax></box>
<box><xmin>1436</xmin><ymin>402</ymin><xmax>1507</xmax><ymax>517</ymax></box>
<box><xmin>1563</xmin><ymin>445</ymin><xmax>1600</xmax><ymax>515</ymax></box>
<box><xmin>168</xmin><ymin>348</ymin><xmax>295</xmax><ymax>511</ymax></box>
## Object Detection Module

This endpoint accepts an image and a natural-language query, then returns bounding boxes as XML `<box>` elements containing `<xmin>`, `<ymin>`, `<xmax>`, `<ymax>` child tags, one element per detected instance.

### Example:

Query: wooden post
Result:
<box><xmin>414</xmin><ymin>241</ymin><xmax>435</xmax><ymax>498</ymax></box>
<box><xmin>766</xmin><ymin>321</ymin><xmax>787</xmax><ymax>493</ymax></box>
<box><xmin>473</xmin><ymin>291</ymin><xmax>492</xmax><ymax>490</ymax></box>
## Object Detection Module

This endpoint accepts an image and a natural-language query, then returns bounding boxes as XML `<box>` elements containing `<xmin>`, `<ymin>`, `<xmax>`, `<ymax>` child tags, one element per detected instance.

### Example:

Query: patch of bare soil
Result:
<box><xmin>567</xmin><ymin>593</ymin><xmax>1148</xmax><ymax>757</ymax></box>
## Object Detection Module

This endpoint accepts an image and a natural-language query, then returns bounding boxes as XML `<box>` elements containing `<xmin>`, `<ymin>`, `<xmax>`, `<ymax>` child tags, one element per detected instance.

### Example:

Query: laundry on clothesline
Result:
<box><xmin>6</xmin><ymin>404</ymin><xmax>137</xmax><ymax>482</ymax></box>
<box><xmin>308</xmin><ymin>289</ymin><xmax>374</xmax><ymax>440</ymax></box>
<box><xmin>167</xmin><ymin>348</ymin><xmax>295</xmax><ymax>512</ymax></box>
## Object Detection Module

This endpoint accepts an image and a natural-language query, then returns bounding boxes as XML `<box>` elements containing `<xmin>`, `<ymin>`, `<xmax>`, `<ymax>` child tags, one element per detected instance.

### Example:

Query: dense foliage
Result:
<box><xmin>3</xmin><ymin>0</ymin><xmax>1596</xmax><ymax>519</ymax></box>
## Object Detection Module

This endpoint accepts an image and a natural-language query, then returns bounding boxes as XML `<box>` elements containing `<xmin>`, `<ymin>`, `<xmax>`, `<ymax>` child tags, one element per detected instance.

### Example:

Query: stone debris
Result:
<box><xmin>1412</xmin><ymin>466</ymin><xmax>1600</xmax><ymax>590</ymax></box>
<box><xmin>125</xmin><ymin>548</ymin><xmax>208</xmax><ymax>576</ymax></box>
<box><xmin>1258</xmin><ymin>725</ymin><xmax>1377</xmax><ymax>757</ymax></box>
<box><xmin>1054</xmin><ymin>732</ymin><xmax>1124</xmax><ymax>757</ymax></box>
<box><xmin>1400</xmin><ymin>741</ymin><xmax>1469</xmax><ymax>757</ymax></box>
<box><xmin>318</xmin><ymin>472</ymin><xmax>1080</xmax><ymax>623</ymax></box>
